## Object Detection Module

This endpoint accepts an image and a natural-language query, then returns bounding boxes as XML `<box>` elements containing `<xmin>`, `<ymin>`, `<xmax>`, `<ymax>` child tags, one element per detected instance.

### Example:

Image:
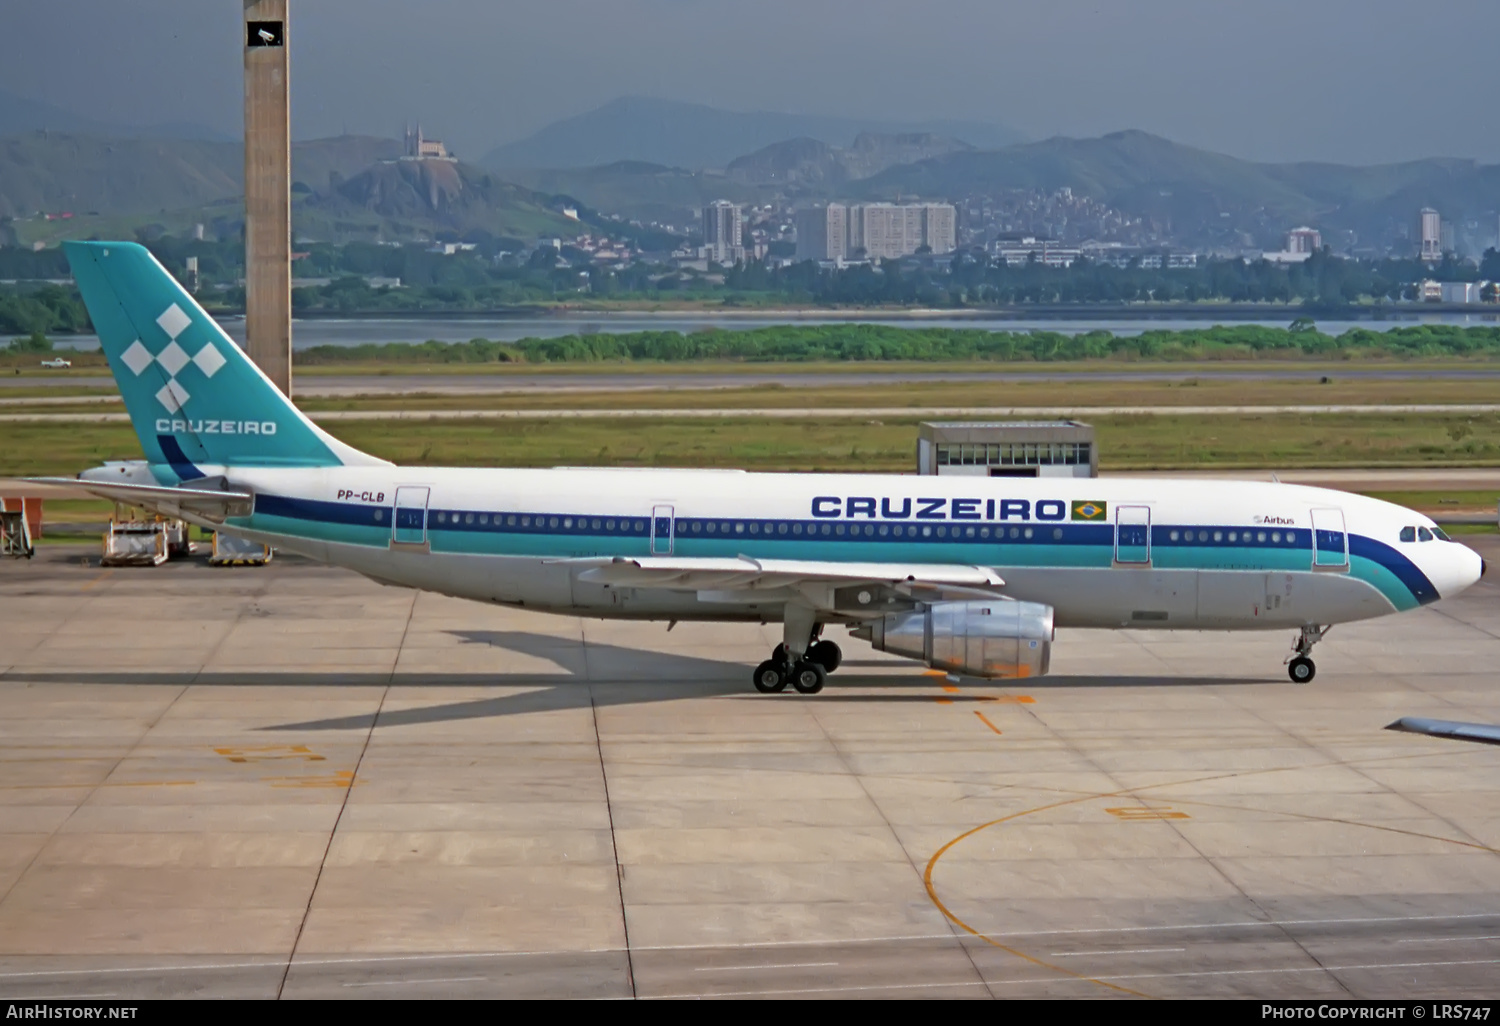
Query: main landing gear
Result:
<box><xmin>753</xmin><ymin>607</ymin><xmax>841</xmax><ymax>695</ymax></box>
<box><xmin>1287</xmin><ymin>625</ymin><xmax>1327</xmax><ymax>684</ymax></box>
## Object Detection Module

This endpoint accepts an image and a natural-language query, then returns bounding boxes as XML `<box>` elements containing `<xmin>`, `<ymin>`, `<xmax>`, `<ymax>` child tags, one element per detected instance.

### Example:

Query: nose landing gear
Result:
<box><xmin>1286</xmin><ymin>625</ymin><xmax>1327</xmax><ymax>684</ymax></box>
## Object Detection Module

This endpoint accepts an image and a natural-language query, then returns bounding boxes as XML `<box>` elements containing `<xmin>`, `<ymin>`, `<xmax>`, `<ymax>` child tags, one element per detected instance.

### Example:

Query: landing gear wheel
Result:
<box><xmin>753</xmin><ymin>659</ymin><xmax>789</xmax><ymax>693</ymax></box>
<box><xmin>1288</xmin><ymin>656</ymin><xmax>1316</xmax><ymax>684</ymax></box>
<box><xmin>807</xmin><ymin>639</ymin><xmax>842</xmax><ymax>672</ymax></box>
<box><xmin>771</xmin><ymin>643</ymin><xmax>788</xmax><ymax>663</ymax></box>
<box><xmin>790</xmin><ymin>659</ymin><xmax>827</xmax><ymax>695</ymax></box>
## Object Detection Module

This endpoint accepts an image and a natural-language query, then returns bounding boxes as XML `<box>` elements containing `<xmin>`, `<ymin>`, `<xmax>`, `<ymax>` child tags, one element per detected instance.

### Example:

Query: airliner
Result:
<box><xmin>32</xmin><ymin>241</ymin><xmax>1485</xmax><ymax>693</ymax></box>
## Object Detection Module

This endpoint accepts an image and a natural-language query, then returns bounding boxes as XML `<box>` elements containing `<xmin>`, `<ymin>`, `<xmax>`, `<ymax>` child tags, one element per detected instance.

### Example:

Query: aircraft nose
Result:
<box><xmin>1441</xmin><ymin>544</ymin><xmax>1486</xmax><ymax>599</ymax></box>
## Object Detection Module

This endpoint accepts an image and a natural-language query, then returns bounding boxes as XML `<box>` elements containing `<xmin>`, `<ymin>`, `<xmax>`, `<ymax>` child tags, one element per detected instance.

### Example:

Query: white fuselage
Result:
<box><xmin>183</xmin><ymin>464</ymin><xmax>1481</xmax><ymax>632</ymax></box>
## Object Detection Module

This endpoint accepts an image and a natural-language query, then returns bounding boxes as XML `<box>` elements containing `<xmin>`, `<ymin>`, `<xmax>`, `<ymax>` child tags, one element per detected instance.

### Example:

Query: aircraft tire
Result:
<box><xmin>753</xmin><ymin>659</ymin><xmax>789</xmax><ymax>693</ymax></box>
<box><xmin>808</xmin><ymin>640</ymin><xmax>842</xmax><ymax>672</ymax></box>
<box><xmin>791</xmin><ymin>660</ymin><xmax>827</xmax><ymax>695</ymax></box>
<box><xmin>1288</xmin><ymin>656</ymin><xmax>1316</xmax><ymax>684</ymax></box>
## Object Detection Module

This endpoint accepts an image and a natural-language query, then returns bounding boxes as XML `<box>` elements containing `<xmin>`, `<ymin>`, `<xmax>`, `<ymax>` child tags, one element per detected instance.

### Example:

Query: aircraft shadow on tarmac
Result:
<box><xmin>0</xmin><ymin>628</ymin><xmax>1273</xmax><ymax>732</ymax></box>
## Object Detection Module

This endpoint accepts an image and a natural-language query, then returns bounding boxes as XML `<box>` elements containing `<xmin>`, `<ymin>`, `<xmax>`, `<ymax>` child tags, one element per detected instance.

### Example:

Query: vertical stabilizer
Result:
<box><xmin>64</xmin><ymin>241</ymin><xmax>384</xmax><ymax>474</ymax></box>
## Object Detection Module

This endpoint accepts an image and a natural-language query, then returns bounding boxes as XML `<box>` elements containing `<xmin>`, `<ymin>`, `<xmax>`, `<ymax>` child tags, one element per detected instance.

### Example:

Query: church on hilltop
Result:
<box><xmin>400</xmin><ymin>123</ymin><xmax>455</xmax><ymax>162</ymax></box>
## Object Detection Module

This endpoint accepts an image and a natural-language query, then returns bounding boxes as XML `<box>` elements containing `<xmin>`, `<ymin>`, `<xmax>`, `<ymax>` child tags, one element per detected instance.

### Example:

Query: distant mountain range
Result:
<box><xmin>2</xmin><ymin>101</ymin><xmax>1498</xmax><ymax>254</ymax></box>
<box><xmin>482</xmin><ymin>96</ymin><xmax>1024</xmax><ymax>170</ymax></box>
<box><xmin>0</xmin><ymin>86</ymin><xmax>232</xmax><ymax>143</ymax></box>
<box><xmin>727</xmin><ymin>133</ymin><xmax>972</xmax><ymax>187</ymax></box>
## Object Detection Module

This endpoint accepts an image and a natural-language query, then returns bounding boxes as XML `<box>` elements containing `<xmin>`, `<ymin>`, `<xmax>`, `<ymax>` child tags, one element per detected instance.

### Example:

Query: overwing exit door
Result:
<box><xmin>1114</xmin><ymin>505</ymin><xmax>1151</xmax><ymax>565</ymax></box>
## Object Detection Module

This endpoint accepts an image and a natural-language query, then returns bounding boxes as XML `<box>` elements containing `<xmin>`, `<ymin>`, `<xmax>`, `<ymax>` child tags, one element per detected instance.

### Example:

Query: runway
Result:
<box><xmin>6</xmin><ymin>403</ymin><xmax>1500</xmax><ymax>425</ymax></box>
<box><xmin>9</xmin><ymin>365</ymin><xmax>1500</xmax><ymax>398</ymax></box>
<box><xmin>0</xmin><ymin>542</ymin><xmax>1498</xmax><ymax>998</ymax></box>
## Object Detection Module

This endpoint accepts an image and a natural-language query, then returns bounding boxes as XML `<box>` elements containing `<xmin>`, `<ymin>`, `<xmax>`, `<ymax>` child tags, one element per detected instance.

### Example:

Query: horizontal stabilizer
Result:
<box><xmin>1385</xmin><ymin>716</ymin><xmax>1500</xmax><ymax>747</ymax></box>
<box><xmin>24</xmin><ymin>476</ymin><xmax>252</xmax><ymax>518</ymax></box>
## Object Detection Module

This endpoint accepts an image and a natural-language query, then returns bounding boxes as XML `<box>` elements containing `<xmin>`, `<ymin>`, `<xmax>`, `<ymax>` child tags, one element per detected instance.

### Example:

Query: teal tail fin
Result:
<box><xmin>63</xmin><ymin>241</ymin><xmax>384</xmax><ymax>476</ymax></box>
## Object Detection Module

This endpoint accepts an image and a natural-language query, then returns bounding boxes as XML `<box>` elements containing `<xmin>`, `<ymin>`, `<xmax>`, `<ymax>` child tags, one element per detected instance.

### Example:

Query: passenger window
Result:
<box><xmin>1214</xmin><ymin>531</ymin><xmax>1223</xmax><ymax>542</ymax></box>
<box><xmin>1417</xmin><ymin>527</ymin><xmax>1433</xmax><ymax>541</ymax></box>
<box><xmin>1399</xmin><ymin>527</ymin><xmax>1415</xmax><ymax>542</ymax></box>
<box><xmin>1227</xmin><ymin>531</ymin><xmax>1237</xmax><ymax>542</ymax></box>
<box><xmin>793</xmin><ymin>523</ymin><xmax>803</xmax><ymax>535</ymax></box>
<box><xmin>1052</xmin><ymin>527</ymin><xmax>1063</xmax><ymax>540</ymax></box>
<box><xmin>1024</xmin><ymin>527</ymin><xmax>1034</xmax><ymax>539</ymax></box>
<box><xmin>1169</xmin><ymin>530</ymin><xmax>1179</xmax><ymax>541</ymax></box>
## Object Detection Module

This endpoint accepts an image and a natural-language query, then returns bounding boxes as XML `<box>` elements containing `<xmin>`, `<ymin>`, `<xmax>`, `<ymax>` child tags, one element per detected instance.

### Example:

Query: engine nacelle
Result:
<box><xmin>851</xmin><ymin>599</ymin><xmax>1054</xmax><ymax>679</ymax></box>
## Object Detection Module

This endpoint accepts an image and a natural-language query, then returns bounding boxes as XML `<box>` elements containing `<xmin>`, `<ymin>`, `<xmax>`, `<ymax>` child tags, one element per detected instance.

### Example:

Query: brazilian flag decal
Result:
<box><xmin>1071</xmin><ymin>500</ymin><xmax>1107</xmax><ymax>522</ymax></box>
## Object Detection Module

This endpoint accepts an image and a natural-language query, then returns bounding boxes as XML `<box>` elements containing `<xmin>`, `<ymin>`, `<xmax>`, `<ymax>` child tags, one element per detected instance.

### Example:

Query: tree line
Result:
<box><xmin>294</xmin><ymin>322</ymin><xmax>1500</xmax><ymax>365</ymax></box>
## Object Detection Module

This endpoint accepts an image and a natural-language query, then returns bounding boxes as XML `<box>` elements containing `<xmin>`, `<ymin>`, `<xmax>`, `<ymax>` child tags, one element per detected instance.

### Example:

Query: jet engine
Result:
<box><xmin>851</xmin><ymin>598</ymin><xmax>1054</xmax><ymax>679</ymax></box>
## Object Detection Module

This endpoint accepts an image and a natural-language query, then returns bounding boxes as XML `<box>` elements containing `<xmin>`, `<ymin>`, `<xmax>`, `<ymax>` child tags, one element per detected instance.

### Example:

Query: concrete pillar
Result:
<box><xmin>243</xmin><ymin>0</ymin><xmax>292</xmax><ymax>395</ymax></box>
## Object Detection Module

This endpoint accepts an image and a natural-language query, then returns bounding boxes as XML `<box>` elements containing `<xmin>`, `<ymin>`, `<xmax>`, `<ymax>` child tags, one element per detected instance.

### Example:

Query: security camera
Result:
<box><xmin>257</xmin><ymin>28</ymin><xmax>275</xmax><ymax>43</ymax></box>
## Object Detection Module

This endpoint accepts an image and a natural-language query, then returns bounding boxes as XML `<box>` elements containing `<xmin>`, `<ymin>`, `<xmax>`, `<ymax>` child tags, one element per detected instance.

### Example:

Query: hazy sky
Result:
<box><xmin>5</xmin><ymin>0</ymin><xmax>1499</xmax><ymax>164</ymax></box>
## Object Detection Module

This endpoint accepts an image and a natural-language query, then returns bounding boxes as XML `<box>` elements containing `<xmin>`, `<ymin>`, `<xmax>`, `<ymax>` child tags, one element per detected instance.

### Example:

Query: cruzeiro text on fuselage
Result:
<box><xmin>813</xmin><ymin>496</ymin><xmax>1071</xmax><ymax>521</ymax></box>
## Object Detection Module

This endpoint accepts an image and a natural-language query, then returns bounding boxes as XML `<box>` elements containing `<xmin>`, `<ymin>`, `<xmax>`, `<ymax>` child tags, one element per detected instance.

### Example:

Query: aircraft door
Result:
<box><xmin>393</xmin><ymin>486</ymin><xmax>430</xmax><ymax>546</ymax></box>
<box><xmin>1310</xmin><ymin>507</ymin><xmax>1348</xmax><ymax>570</ymax></box>
<box><xmin>651</xmin><ymin>504</ymin><xmax>675</xmax><ymax>555</ymax></box>
<box><xmin>1114</xmin><ymin>505</ymin><xmax>1151</xmax><ymax>565</ymax></box>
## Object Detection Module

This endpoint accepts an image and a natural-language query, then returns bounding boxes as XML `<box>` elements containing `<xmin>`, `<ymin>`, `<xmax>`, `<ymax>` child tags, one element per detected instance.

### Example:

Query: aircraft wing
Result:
<box><xmin>23</xmin><ymin>477</ymin><xmax>253</xmax><ymax>519</ymax></box>
<box><xmin>572</xmin><ymin>555</ymin><xmax>1004</xmax><ymax>607</ymax></box>
<box><xmin>1386</xmin><ymin>717</ymin><xmax>1500</xmax><ymax>747</ymax></box>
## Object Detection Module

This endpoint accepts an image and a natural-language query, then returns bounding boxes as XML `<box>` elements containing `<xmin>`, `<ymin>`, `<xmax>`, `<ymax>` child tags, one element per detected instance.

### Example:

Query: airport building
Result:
<box><xmin>916</xmin><ymin>421</ymin><xmax>1098</xmax><ymax>478</ymax></box>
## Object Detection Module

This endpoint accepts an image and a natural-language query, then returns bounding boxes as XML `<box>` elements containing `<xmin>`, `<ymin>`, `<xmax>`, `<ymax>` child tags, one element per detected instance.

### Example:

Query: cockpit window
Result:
<box><xmin>1432</xmin><ymin>526</ymin><xmax>1451</xmax><ymax>542</ymax></box>
<box><xmin>1399</xmin><ymin>526</ymin><xmax>1416</xmax><ymax>542</ymax></box>
<box><xmin>1417</xmin><ymin>527</ymin><xmax>1433</xmax><ymax>542</ymax></box>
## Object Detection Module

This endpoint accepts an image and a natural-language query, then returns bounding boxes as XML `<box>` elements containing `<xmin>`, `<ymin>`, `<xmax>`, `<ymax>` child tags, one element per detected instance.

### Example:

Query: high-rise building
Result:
<box><xmin>1286</xmin><ymin>227</ymin><xmax>1322</xmax><ymax>254</ymax></box>
<box><xmin>795</xmin><ymin>205</ymin><xmax>847</xmax><ymax>261</ymax></box>
<box><xmin>794</xmin><ymin>202</ymin><xmax>957</xmax><ymax>262</ymax></box>
<box><xmin>702</xmin><ymin>200</ymin><xmax>743</xmax><ymax>264</ymax></box>
<box><xmin>922</xmin><ymin>204</ymin><xmax>956</xmax><ymax>255</ymax></box>
<box><xmin>1419</xmin><ymin>208</ymin><xmax>1442</xmax><ymax>261</ymax></box>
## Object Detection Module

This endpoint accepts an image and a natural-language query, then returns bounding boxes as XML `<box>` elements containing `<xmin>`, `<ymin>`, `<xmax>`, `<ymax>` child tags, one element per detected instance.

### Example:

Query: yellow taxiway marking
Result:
<box><xmin>974</xmin><ymin>711</ymin><xmax>1003</xmax><ymax>735</ymax></box>
<box><xmin>80</xmin><ymin>569</ymin><xmax>114</xmax><ymax>591</ymax></box>
<box><xmin>216</xmin><ymin>744</ymin><xmax>325</xmax><ymax>764</ymax></box>
<box><xmin>262</xmin><ymin>769</ymin><xmax>359</xmax><ymax>789</ymax></box>
<box><xmin>1106</xmin><ymin>805</ymin><xmax>1191</xmax><ymax>821</ymax></box>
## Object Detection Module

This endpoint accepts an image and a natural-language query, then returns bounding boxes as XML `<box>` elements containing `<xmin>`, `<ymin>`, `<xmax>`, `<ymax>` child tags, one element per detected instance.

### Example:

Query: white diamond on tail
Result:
<box><xmin>156</xmin><ymin>340</ymin><xmax>189</xmax><ymax>376</ymax></box>
<box><xmin>192</xmin><ymin>342</ymin><xmax>226</xmax><ymax>378</ymax></box>
<box><xmin>121</xmin><ymin>340</ymin><xmax>153</xmax><ymax>376</ymax></box>
<box><xmin>154</xmin><ymin>380</ymin><xmax>190</xmax><ymax>413</ymax></box>
<box><xmin>156</xmin><ymin>304</ymin><xmax>191</xmax><ymax>340</ymax></box>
